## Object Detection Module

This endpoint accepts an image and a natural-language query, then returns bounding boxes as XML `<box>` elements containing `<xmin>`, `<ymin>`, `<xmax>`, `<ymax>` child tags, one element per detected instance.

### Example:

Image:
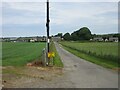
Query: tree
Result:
<box><xmin>63</xmin><ymin>27</ymin><xmax>92</xmax><ymax>41</ymax></box>
<box><xmin>71</xmin><ymin>31</ymin><xmax>79</xmax><ymax>41</ymax></box>
<box><xmin>54</xmin><ymin>33</ymin><xmax>63</xmax><ymax>38</ymax></box>
<box><xmin>63</xmin><ymin>33</ymin><xmax>71</xmax><ymax>41</ymax></box>
<box><xmin>78</xmin><ymin>27</ymin><xmax>92</xmax><ymax>40</ymax></box>
<box><xmin>71</xmin><ymin>27</ymin><xmax>92</xmax><ymax>41</ymax></box>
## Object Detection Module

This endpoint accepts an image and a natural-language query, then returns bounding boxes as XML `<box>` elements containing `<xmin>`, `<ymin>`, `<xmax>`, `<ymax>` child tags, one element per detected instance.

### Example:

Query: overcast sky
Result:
<box><xmin>1</xmin><ymin>1</ymin><xmax>118</xmax><ymax>37</ymax></box>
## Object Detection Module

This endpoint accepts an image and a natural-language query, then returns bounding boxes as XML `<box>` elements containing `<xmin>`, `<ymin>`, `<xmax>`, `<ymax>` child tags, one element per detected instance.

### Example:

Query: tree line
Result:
<box><xmin>55</xmin><ymin>27</ymin><xmax>92</xmax><ymax>41</ymax></box>
<box><xmin>54</xmin><ymin>27</ymin><xmax>120</xmax><ymax>41</ymax></box>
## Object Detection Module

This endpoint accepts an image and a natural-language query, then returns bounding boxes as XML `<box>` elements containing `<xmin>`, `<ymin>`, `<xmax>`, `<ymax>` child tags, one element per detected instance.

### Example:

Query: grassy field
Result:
<box><xmin>60</xmin><ymin>41</ymin><xmax>119</xmax><ymax>68</ymax></box>
<box><xmin>2</xmin><ymin>42</ymin><xmax>46</xmax><ymax>66</ymax></box>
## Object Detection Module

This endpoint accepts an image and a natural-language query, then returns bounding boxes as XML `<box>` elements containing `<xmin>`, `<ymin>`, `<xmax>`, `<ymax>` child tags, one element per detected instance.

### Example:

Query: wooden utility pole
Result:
<box><xmin>46</xmin><ymin>0</ymin><xmax>50</xmax><ymax>53</ymax></box>
<box><xmin>46</xmin><ymin>0</ymin><xmax>50</xmax><ymax>65</ymax></box>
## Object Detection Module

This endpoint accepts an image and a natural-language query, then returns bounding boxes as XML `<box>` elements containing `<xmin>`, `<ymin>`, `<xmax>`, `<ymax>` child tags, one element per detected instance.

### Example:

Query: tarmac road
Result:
<box><xmin>54</xmin><ymin>42</ymin><xmax>118</xmax><ymax>88</ymax></box>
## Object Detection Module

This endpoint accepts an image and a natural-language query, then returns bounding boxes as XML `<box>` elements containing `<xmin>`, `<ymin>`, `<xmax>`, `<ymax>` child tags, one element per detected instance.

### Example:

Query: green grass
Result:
<box><xmin>2</xmin><ymin>42</ymin><xmax>46</xmax><ymax>66</ymax></box>
<box><xmin>60</xmin><ymin>41</ymin><xmax>119</xmax><ymax>69</ymax></box>
<box><xmin>50</xmin><ymin>42</ymin><xmax>63</xmax><ymax>67</ymax></box>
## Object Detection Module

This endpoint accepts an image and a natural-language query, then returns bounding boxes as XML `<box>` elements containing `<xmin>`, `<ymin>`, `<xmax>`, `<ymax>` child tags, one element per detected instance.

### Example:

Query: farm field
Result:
<box><xmin>60</xmin><ymin>41</ymin><xmax>119</xmax><ymax>68</ymax></box>
<box><xmin>2</xmin><ymin>42</ymin><xmax>46</xmax><ymax>66</ymax></box>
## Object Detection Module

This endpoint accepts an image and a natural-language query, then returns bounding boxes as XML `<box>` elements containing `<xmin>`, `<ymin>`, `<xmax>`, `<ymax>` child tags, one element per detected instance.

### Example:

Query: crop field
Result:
<box><xmin>60</xmin><ymin>41</ymin><xmax>119</xmax><ymax>68</ymax></box>
<box><xmin>2</xmin><ymin>42</ymin><xmax>46</xmax><ymax>66</ymax></box>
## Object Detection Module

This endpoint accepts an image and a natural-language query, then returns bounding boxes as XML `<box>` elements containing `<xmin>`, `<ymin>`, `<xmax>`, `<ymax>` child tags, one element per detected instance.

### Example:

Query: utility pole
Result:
<box><xmin>46</xmin><ymin>0</ymin><xmax>50</xmax><ymax>53</ymax></box>
<box><xmin>46</xmin><ymin>0</ymin><xmax>50</xmax><ymax>65</ymax></box>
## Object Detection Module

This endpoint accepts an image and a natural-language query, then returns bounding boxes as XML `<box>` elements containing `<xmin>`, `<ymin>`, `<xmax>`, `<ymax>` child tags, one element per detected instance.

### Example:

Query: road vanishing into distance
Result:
<box><xmin>55</xmin><ymin>42</ymin><xmax>118</xmax><ymax>88</ymax></box>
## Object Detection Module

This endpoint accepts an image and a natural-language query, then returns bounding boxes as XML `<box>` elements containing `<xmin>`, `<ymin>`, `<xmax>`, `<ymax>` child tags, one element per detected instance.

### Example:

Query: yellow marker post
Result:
<box><xmin>51</xmin><ymin>52</ymin><xmax>55</xmax><ymax>57</ymax></box>
<box><xmin>48</xmin><ymin>52</ymin><xmax>55</xmax><ymax>58</ymax></box>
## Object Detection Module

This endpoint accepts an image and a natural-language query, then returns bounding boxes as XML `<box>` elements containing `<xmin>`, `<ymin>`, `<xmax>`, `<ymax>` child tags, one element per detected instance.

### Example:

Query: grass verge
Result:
<box><xmin>50</xmin><ymin>42</ymin><xmax>63</xmax><ymax>67</ymax></box>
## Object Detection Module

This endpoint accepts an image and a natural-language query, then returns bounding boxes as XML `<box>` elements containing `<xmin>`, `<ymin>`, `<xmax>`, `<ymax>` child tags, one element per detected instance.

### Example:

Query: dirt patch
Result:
<box><xmin>112</xmin><ymin>68</ymin><xmax>120</xmax><ymax>72</ymax></box>
<box><xmin>2</xmin><ymin>66</ymin><xmax>63</xmax><ymax>88</ymax></box>
<box><xmin>26</xmin><ymin>60</ymin><xmax>43</xmax><ymax>67</ymax></box>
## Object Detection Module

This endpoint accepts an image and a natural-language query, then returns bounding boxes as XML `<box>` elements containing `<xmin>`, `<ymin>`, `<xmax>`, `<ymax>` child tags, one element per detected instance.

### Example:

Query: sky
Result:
<box><xmin>1</xmin><ymin>1</ymin><xmax>119</xmax><ymax>37</ymax></box>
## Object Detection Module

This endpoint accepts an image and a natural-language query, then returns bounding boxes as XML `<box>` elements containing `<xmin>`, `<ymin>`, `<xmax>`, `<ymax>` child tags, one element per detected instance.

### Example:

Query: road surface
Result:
<box><xmin>54</xmin><ymin>42</ymin><xmax>118</xmax><ymax>88</ymax></box>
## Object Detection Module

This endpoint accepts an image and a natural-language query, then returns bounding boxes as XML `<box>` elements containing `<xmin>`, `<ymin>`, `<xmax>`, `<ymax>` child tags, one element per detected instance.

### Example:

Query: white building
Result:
<box><xmin>109</xmin><ymin>37</ymin><xmax>118</xmax><ymax>42</ymax></box>
<box><xmin>93</xmin><ymin>37</ymin><xmax>103</xmax><ymax>41</ymax></box>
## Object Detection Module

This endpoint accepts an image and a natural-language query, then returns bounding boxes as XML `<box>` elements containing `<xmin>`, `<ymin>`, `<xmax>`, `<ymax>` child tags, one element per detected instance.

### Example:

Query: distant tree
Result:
<box><xmin>78</xmin><ymin>27</ymin><xmax>92</xmax><ymax>40</ymax></box>
<box><xmin>92</xmin><ymin>34</ymin><xmax>96</xmax><ymax>38</ymax></box>
<box><xmin>28</xmin><ymin>39</ymin><xmax>31</xmax><ymax>42</ymax></box>
<box><xmin>63</xmin><ymin>27</ymin><xmax>92</xmax><ymax>41</ymax></box>
<box><xmin>55</xmin><ymin>33</ymin><xmax>63</xmax><ymax>38</ymax></box>
<box><xmin>63</xmin><ymin>33</ymin><xmax>71</xmax><ymax>41</ymax></box>
<box><xmin>71</xmin><ymin>27</ymin><xmax>92</xmax><ymax>41</ymax></box>
<box><xmin>113</xmin><ymin>33</ymin><xmax>120</xmax><ymax>41</ymax></box>
<box><xmin>71</xmin><ymin>31</ymin><xmax>79</xmax><ymax>41</ymax></box>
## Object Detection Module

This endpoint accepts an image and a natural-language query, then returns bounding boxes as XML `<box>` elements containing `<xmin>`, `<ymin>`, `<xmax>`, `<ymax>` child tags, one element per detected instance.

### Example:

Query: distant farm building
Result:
<box><xmin>105</xmin><ymin>39</ymin><xmax>109</xmax><ymax>42</ymax></box>
<box><xmin>16</xmin><ymin>37</ymin><xmax>29</xmax><ymax>42</ymax></box>
<box><xmin>52</xmin><ymin>37</ymin><xmax>61</xmax><ymax>42</ymax></box>
<box><xmin>1</xmin><ymin>36</ymin><xmax>46</xmax><ymax>42</ymax></box>
<box><xmin>90</xmin><ymin>39</ymin><xmax>93</xmax><ymax>41</ymax></box>
<box><xmin>36</xmin><ymin>36</ymin><xmax>46</xmax><ymax>42</ymax></box>
<box><xmin>30</xmin><ymin>39</ymin><xmax>36</xmax><ymax>42</ymax></box>
<box><xmin>17</xmin><ymin>36</ymin><xmax>46</xmax><ymax>42</ymax></box>
<box><xmin>9</xmin><ymin>37</ymin><xmax>18</xmax><ymax>42</ymax></box>
<box><xmin>109</xmin><ymin>37</ymin><xmax>118</xmax><ymax>42</ymax></box>
<box><xmin>93</xmin><ymin>37</ymin><xmax>103</xmax><ymax>41</ymax></box>
<box><xmin>1</xmin><ymin>38</ymin><xmax>10</xmax><ymax>42</ymax></box>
